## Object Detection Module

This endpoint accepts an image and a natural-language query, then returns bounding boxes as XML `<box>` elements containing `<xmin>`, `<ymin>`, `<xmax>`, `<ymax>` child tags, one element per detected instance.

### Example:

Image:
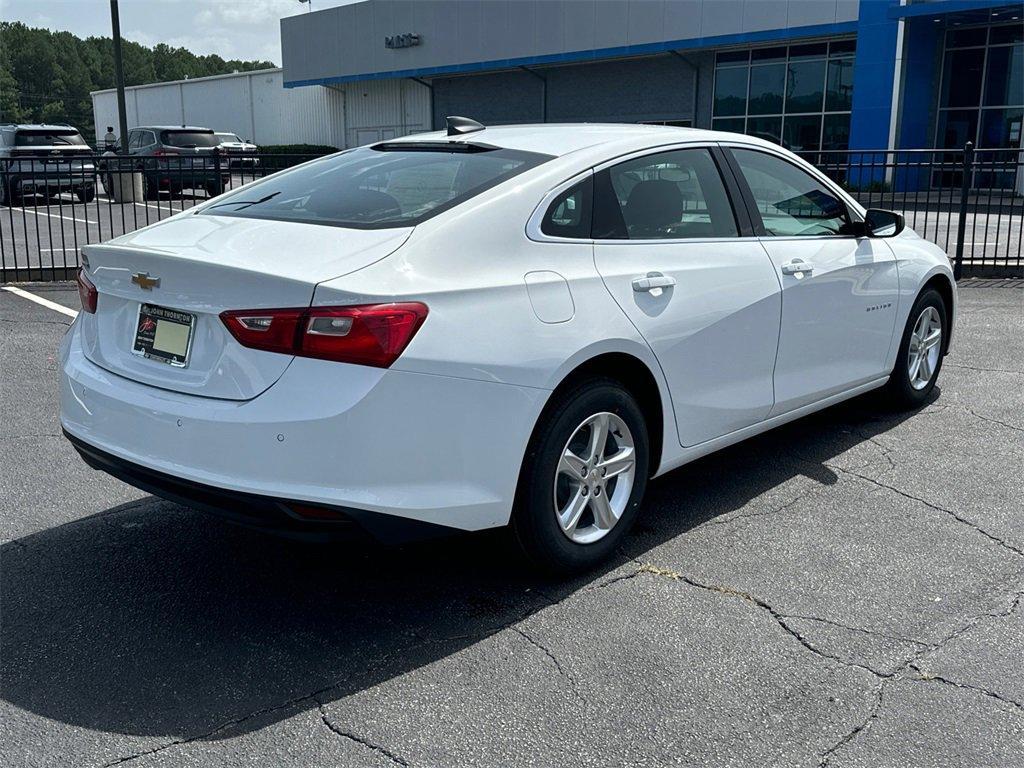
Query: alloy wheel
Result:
<box><xmin>553</xmin><ymin>412</ymin><xmax>636</xmax><ymax>545</ymax></box>
<box><xmin>908</xmin><ymin>306</ymin><xmax>942</xmax><ymax>391</ymax></box>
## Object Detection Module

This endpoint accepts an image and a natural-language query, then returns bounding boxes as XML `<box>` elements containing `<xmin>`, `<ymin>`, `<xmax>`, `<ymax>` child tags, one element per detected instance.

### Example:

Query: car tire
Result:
<box><xmin>512</xmin><ymin>377</ymin><xmax>649</xmax><ymax>573</ymax></box>
<box><xmin>76</xmin><ymin>186</ymin><xmax>95</xmax><ymax>204</ymax></box>
<box><xmin>885</xmin><ymin>287</ymin><xmax>947</xmax><ymax>409</ymax></box>
<box><xmin>144</xmin><ymin>178</ymin><xmax>160</xmax><ymax>201</ymax></box>
<box><xmin>204</xmin><ymin>182</ymin><xmax>220</xmax><ymax>198</ymax></box>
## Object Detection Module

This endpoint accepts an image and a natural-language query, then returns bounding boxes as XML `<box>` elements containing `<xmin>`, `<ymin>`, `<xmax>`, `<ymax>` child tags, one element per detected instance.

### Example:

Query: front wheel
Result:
<box><xmin>76</xmin><ymin>185</ymin><xmax>95</xmax><ymax>204</ymax></box>
<box><xmin>512</xmin><ymin>378</ymin><xmax>649</xmax><ymax>573</ymax></box>
<box><xmin>885</xmin><ymin>288</ymin><xmax>947</xmax><ymax>409</ymax></box>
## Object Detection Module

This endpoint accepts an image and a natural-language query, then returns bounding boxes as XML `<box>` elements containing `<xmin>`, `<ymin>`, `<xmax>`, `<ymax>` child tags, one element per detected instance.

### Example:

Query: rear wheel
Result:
<box><xmin>76</xmin><ymin>185</ymin><xmax>95</xmax><ymax>204</ymax></box>
<box><xmin>144</xmin><ymin>178</ymin><xmax>160</xmax><ymax>200</ymax></box>
<box><xmin>885</xmin><ymin>288</ymin><xmax>947</xmax><ymax>409</ymax></box>
<box><xmin>512</xmin><ymin>378</ymin><xmax>649</xmax><ymax>573</ymax></box>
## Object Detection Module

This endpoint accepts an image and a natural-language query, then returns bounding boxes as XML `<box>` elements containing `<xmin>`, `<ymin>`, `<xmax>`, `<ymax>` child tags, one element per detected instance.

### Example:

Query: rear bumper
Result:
<box><xmin>10</xmin><ymin>173</ymin><xmax>95</xmax><ymax>189</ymax></box>
<box><xmin>59</xmin><ymin>320</ymin><xmax>547</xmax><ymax>533</ymax></box>
<box><xmin>64</xmin><ymin>429</ymin><xmax>447</xmax><ymax>543</ymax></box>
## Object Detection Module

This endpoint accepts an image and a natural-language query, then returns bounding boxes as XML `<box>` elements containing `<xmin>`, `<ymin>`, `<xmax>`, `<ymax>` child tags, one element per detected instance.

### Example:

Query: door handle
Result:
<box><xmin>781</xmin><ymin>259</ymin><xmax>814</xmax><ymax>276</ymax></box>
<box><xmin>632</xmin><ymin>272</ymin><xmax>677</xmax><ymax>292</ymax></box>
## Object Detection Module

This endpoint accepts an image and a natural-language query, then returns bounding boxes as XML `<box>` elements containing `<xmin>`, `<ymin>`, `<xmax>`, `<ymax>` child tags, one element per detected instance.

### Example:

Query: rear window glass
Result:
<box><xmin>16</xmin><ymin>130</ymin><xmax>87</xmax><ymax>147</ymax></box>
<box><xmin>161</xmin><ymin>131</ymin><xmax>221</xmax><ymax>148</ymax></box>
<box><xmin>202</xmin><ymin>144</ymin><xmax>552</xmax><ymax>229</ymax></box>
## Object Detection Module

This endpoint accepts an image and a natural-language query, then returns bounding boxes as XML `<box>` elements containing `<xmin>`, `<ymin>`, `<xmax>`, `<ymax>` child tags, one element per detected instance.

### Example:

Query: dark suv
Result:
<box><xmin>0</xmin><ymin>124</ymin><xmax>96</xmax><ymax>205</ymax></box>
<box><xmin>122</xmin><ymin>126</ymin><xmax>231</xmax><ymax>199</ymax></box>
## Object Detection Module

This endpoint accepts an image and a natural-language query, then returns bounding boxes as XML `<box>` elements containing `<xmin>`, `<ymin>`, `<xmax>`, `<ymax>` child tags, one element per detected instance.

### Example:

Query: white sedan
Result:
<box><xmin>60</xmin><ymin>119</ymin><xmax>955</xmax><ymax>571</ymax></box>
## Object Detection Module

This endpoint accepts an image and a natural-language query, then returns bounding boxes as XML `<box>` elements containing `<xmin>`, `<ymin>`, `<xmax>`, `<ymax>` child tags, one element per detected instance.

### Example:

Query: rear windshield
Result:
<box><xmin>160</xmin><ymin>130</ymin><xmax>220</xmax><ymax>148</ymax></box>
<box><xmin>16</xmin><ymin>129</ymin><xmax>88</xmax><ymax>147</ymax></box>
<box><xmin>201</xmin><ymin>144</ymin><xmax>552</xmax><ymax>229</ymax></box>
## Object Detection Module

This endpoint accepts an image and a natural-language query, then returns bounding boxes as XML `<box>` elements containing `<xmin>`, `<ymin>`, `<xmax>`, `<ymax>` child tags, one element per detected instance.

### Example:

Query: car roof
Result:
<box><xmin>383</xmin><ymin>123</ymin><xmax>779</xmax><ymax>158</ymax></box>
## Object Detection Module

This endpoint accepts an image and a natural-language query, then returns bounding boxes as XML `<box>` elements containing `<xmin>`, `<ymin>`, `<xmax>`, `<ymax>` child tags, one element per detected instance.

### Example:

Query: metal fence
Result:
<box><xmin>0</xmin><ymin>143</ymin><xmax>1021</xmax><ymax>283</ymax></box>
<box><xmin>797</xmin><ymin>144</ymin><xmax>1023</xmax><ymax>279</ymax></box>
<box><xmin>0</xmin><ymin>148</ymin><xmax>326</xmax><ymax>282</ymax></box>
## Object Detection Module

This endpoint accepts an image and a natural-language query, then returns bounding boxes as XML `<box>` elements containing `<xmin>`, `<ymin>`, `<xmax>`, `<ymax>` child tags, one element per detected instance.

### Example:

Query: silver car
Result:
<box><xmin>0</xmin><ymin>124</ymin><xmax>97</xmax><ymax>205</ymax></box>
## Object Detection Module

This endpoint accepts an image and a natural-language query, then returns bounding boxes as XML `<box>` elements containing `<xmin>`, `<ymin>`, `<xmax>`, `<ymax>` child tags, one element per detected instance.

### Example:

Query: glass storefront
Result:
<box><xmin>711</xmin><ymin>40</ymin><xmax>855</xmax><ymax>153</ymax></box>
<box><xmin>937</xmin><ymin>23</ymin><xmax>1023</xmax><ymax>150</ymax></box>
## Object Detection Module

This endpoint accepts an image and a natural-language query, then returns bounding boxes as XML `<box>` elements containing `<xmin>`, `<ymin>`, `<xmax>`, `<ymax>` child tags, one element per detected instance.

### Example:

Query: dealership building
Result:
<box><xmin>94</xmin><ymin>0</ymin><xmax>1022</xmax><ymax>163</ymax></box>
<box><xmin>280</xmin><ymin>0</ymin><xmax>1022</xmax><ymax>155</ymax></box>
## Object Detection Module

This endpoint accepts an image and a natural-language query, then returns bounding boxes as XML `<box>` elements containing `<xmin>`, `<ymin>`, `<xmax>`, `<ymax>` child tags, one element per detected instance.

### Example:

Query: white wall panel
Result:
<box><xmin>182</xmin><ymin>78</ymin><xmax>253</xmax><ymax>140</ymax></box>
<box><xmin>92</xmin><ymin>69</ymin><xmax>429</xmax><ymax>149</ymax></box>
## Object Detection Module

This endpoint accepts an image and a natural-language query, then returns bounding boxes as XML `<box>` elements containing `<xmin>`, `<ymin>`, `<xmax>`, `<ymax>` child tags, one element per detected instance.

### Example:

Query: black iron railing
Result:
<box><xmin>0</xmin><ymin>148</ymin><xmax>328</xmax><ymax>282</ymax></box>
<box><xmin>796</xmin><ymin>144</ymin><xmax>1023</xmax><ymax>279</ymax></box>
<box><xmin>1</xmin><ymin>143</ymin><xmax>1021</xmax><ymax>282</ymax></box>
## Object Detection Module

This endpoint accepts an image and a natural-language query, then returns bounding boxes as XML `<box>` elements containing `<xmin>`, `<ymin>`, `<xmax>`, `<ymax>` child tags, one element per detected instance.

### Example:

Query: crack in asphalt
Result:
<box><xmin>946</xmin><ymin>363</ymin><xmax>1023</xmax><ymax>376</ymax></box>
<box><xmin>621</xmin><ymin>560</ymin><xmax>1024</xmax><ymax>766</ymax></box>
<box><xmin>510</xmin><ymin>625</ymin><xmax>592</xmax><ymax>713</ymax></box>
<box><xmin>909</xmin><ymin>669</ymin><xmax>1024</xmax><ymax>713</ymax></box>
<box><xmin>834</xmin><ymin>465</ymin><xmax>1024</xmax><ymax>559</ymax></box>
<box><xmin>818</xmin><ymin>681</ymin><xmax>887</xmax><ymax>767</ymax></box>
<box><xmin>317</xmin><ymin>701</ymin><xmax>411</xmax><ymax>767</ymax></box>
<box><xmin>632</xmin><ymin>562</ymin><xmax>890</xmax><ymax>679</ymax></box>
<box><xmin>963</xmin><ymin>407</ymin><xmax>1024</xmax><ymax>435</ymax></box>
<box><xmin>99</xmin><ymin>687</ymin><xmax>335</xmax><ymax>766</ymax></box>
<box><xmin>696</xmin><ymin>491</ymin><xmax>813</xmax><ymax>532</ymax></box>
<box><xmin>782</xmin><ymin>614</ymin><xmax>929</xmax><ymax>649</ymax></box>
<box><xmin>817</xmin><ymin>583</ymin><xmax>1024</xmax><ymax>765</ymax></box>
<box><xmin>0</xmin><ymin>316</ymin><xmax>73</xmax><ymax>327</ymax></box>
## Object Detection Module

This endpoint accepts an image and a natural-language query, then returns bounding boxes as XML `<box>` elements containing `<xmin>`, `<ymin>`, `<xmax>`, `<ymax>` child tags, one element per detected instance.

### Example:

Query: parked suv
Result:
<box><xmin>214</xmin><ymin>132</ymin><xmax>260</xmax><ymax>168</ymax></box>
<box><xmin>0</xmin><ymin>124</ymin><xmax>96</xmax><ymax>205</ymax></box>
<box><xmin>122</xmin><ymin>126</ymin><xmax>231</xmax><ymax>199</ymax></box>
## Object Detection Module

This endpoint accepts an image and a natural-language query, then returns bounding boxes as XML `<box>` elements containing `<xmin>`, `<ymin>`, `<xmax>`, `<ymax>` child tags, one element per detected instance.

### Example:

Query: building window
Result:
<box><xmin>936</xmin><ymin>22</ymin><xmax>1023</xmax><ymax>188</ymax></box>
<box><xmin>712</xmin><ymin>40</ymin><xmax>855</xmax><ymax>153</ymax></box>
<box><xmin>937</xmin><ymin>23</ymin><xmax>1024</xmax><ymax>146</ymax></box>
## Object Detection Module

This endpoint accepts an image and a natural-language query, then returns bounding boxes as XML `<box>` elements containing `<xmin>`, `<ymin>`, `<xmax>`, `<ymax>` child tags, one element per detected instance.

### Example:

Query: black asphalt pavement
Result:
<box><xmin>1</xmin><ymin>281</ymin><xmax>1022</xmax><ymax>767</ymax></box>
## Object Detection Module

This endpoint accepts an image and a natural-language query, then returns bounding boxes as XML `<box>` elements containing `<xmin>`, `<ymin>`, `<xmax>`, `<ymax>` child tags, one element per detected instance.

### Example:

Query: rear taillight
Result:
<box><xmin>220</xmin><ymin>303</ymin><xmax>428</xmax><ymax>368</ymax></box>
<box><xmin>76</xmin><ymin>268</ymin><xmax>97</xmax><ymax>314</ymax></box>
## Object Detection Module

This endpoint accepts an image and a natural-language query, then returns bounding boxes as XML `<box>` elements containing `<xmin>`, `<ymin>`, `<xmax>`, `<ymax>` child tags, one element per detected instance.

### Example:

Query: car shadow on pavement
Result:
<box><xmin>0</xmin><ymin>391</ymin><xmax>936</xmax><ymax>744</ymax></box>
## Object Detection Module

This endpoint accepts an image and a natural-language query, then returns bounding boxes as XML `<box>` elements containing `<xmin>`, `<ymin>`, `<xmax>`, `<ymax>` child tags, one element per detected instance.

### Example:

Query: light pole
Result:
<box><xmin>109</xmin><ymin>0</ymin><xmax>129</xmax><ymax>152</ymax></box>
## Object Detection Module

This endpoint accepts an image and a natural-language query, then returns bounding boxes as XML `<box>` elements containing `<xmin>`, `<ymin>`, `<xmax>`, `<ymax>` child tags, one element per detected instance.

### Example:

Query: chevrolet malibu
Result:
<box><xmin>60</xmin><ymin>119</ymin><xmax>955</xmax><ymax>571</ymax></box>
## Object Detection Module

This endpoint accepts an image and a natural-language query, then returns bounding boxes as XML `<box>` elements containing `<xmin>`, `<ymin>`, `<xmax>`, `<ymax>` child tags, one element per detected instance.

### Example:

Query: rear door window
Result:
<box><xmin>594</xmin><ymin>148</ymin><xmax>739</xmax><ymax>239</ymax></box>
<box><xmin>202</xmin><ymin>144</ymin><xmax>552</xmax><ymax>229</ymax></box>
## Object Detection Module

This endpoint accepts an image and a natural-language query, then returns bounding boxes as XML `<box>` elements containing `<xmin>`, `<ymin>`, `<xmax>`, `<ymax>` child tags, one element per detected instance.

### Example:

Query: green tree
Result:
<box><xmin>0</xmin><ymin>21</ymin><xmax>275</xmax><ymax>140</ymax></box>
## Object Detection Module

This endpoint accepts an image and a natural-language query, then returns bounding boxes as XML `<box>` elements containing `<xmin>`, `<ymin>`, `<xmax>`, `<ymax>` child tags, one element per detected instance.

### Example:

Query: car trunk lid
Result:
<box><xmin>78</xmin><ymin>214</ymin><xmax>411</xmax><ymax>400</ymax></box>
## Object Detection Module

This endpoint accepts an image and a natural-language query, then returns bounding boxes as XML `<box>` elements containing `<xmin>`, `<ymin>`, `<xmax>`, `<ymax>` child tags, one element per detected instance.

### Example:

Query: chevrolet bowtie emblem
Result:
<box><xmin>131</xmin><ymin>272</ymin><xmax>160</xmax><ymax>290</ymax></box>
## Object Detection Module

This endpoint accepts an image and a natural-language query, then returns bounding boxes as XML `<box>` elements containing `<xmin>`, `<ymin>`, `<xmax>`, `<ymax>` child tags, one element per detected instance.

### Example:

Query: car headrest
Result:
<box><xmin>624</xmin><ymin>180</ymin><xmax>684</xmax><ymax>232</ymax></box>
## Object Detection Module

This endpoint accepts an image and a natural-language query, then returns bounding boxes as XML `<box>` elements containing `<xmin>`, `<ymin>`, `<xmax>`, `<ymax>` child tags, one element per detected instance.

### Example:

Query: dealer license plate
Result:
<box><xmin>132</xmin><ymin>303</ymin><xmax>195</xmax><ymax>367</ymax></box>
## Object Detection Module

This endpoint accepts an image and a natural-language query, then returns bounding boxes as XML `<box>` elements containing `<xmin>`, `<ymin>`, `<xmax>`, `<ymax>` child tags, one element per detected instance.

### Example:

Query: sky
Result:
<box><xmin>2</xmin><ymin>0</ymin><xmax>361</xmax><ymax>65</ymax></box>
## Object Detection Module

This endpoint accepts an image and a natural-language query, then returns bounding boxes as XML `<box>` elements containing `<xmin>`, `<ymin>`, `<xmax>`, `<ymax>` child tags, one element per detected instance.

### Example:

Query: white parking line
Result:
<box><xmin>97</xmin><ymin>195</ymin><xmax>167</xmax><ymax>212</ymax></box>
<box><xmin>96</xmin><ymin>194</ymin><xmax>190</xmax><ymax>212</ymax></box>
<box><xmin>1</xmin><ymin>285</ymin><xmax>79</xmax><ymax>318</ymax></box>
<box><xmin>0</xmin><ymin>206</ymin><xmax>96</xmax><ymax>225</ymax></box>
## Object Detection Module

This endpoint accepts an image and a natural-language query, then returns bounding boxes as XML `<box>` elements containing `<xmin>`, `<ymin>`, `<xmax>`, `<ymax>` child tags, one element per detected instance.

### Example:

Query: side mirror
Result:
<box><xmin>863</xmin><ymin>208</ymin><xmax>905</xmax><ymax>238</ymax></box>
